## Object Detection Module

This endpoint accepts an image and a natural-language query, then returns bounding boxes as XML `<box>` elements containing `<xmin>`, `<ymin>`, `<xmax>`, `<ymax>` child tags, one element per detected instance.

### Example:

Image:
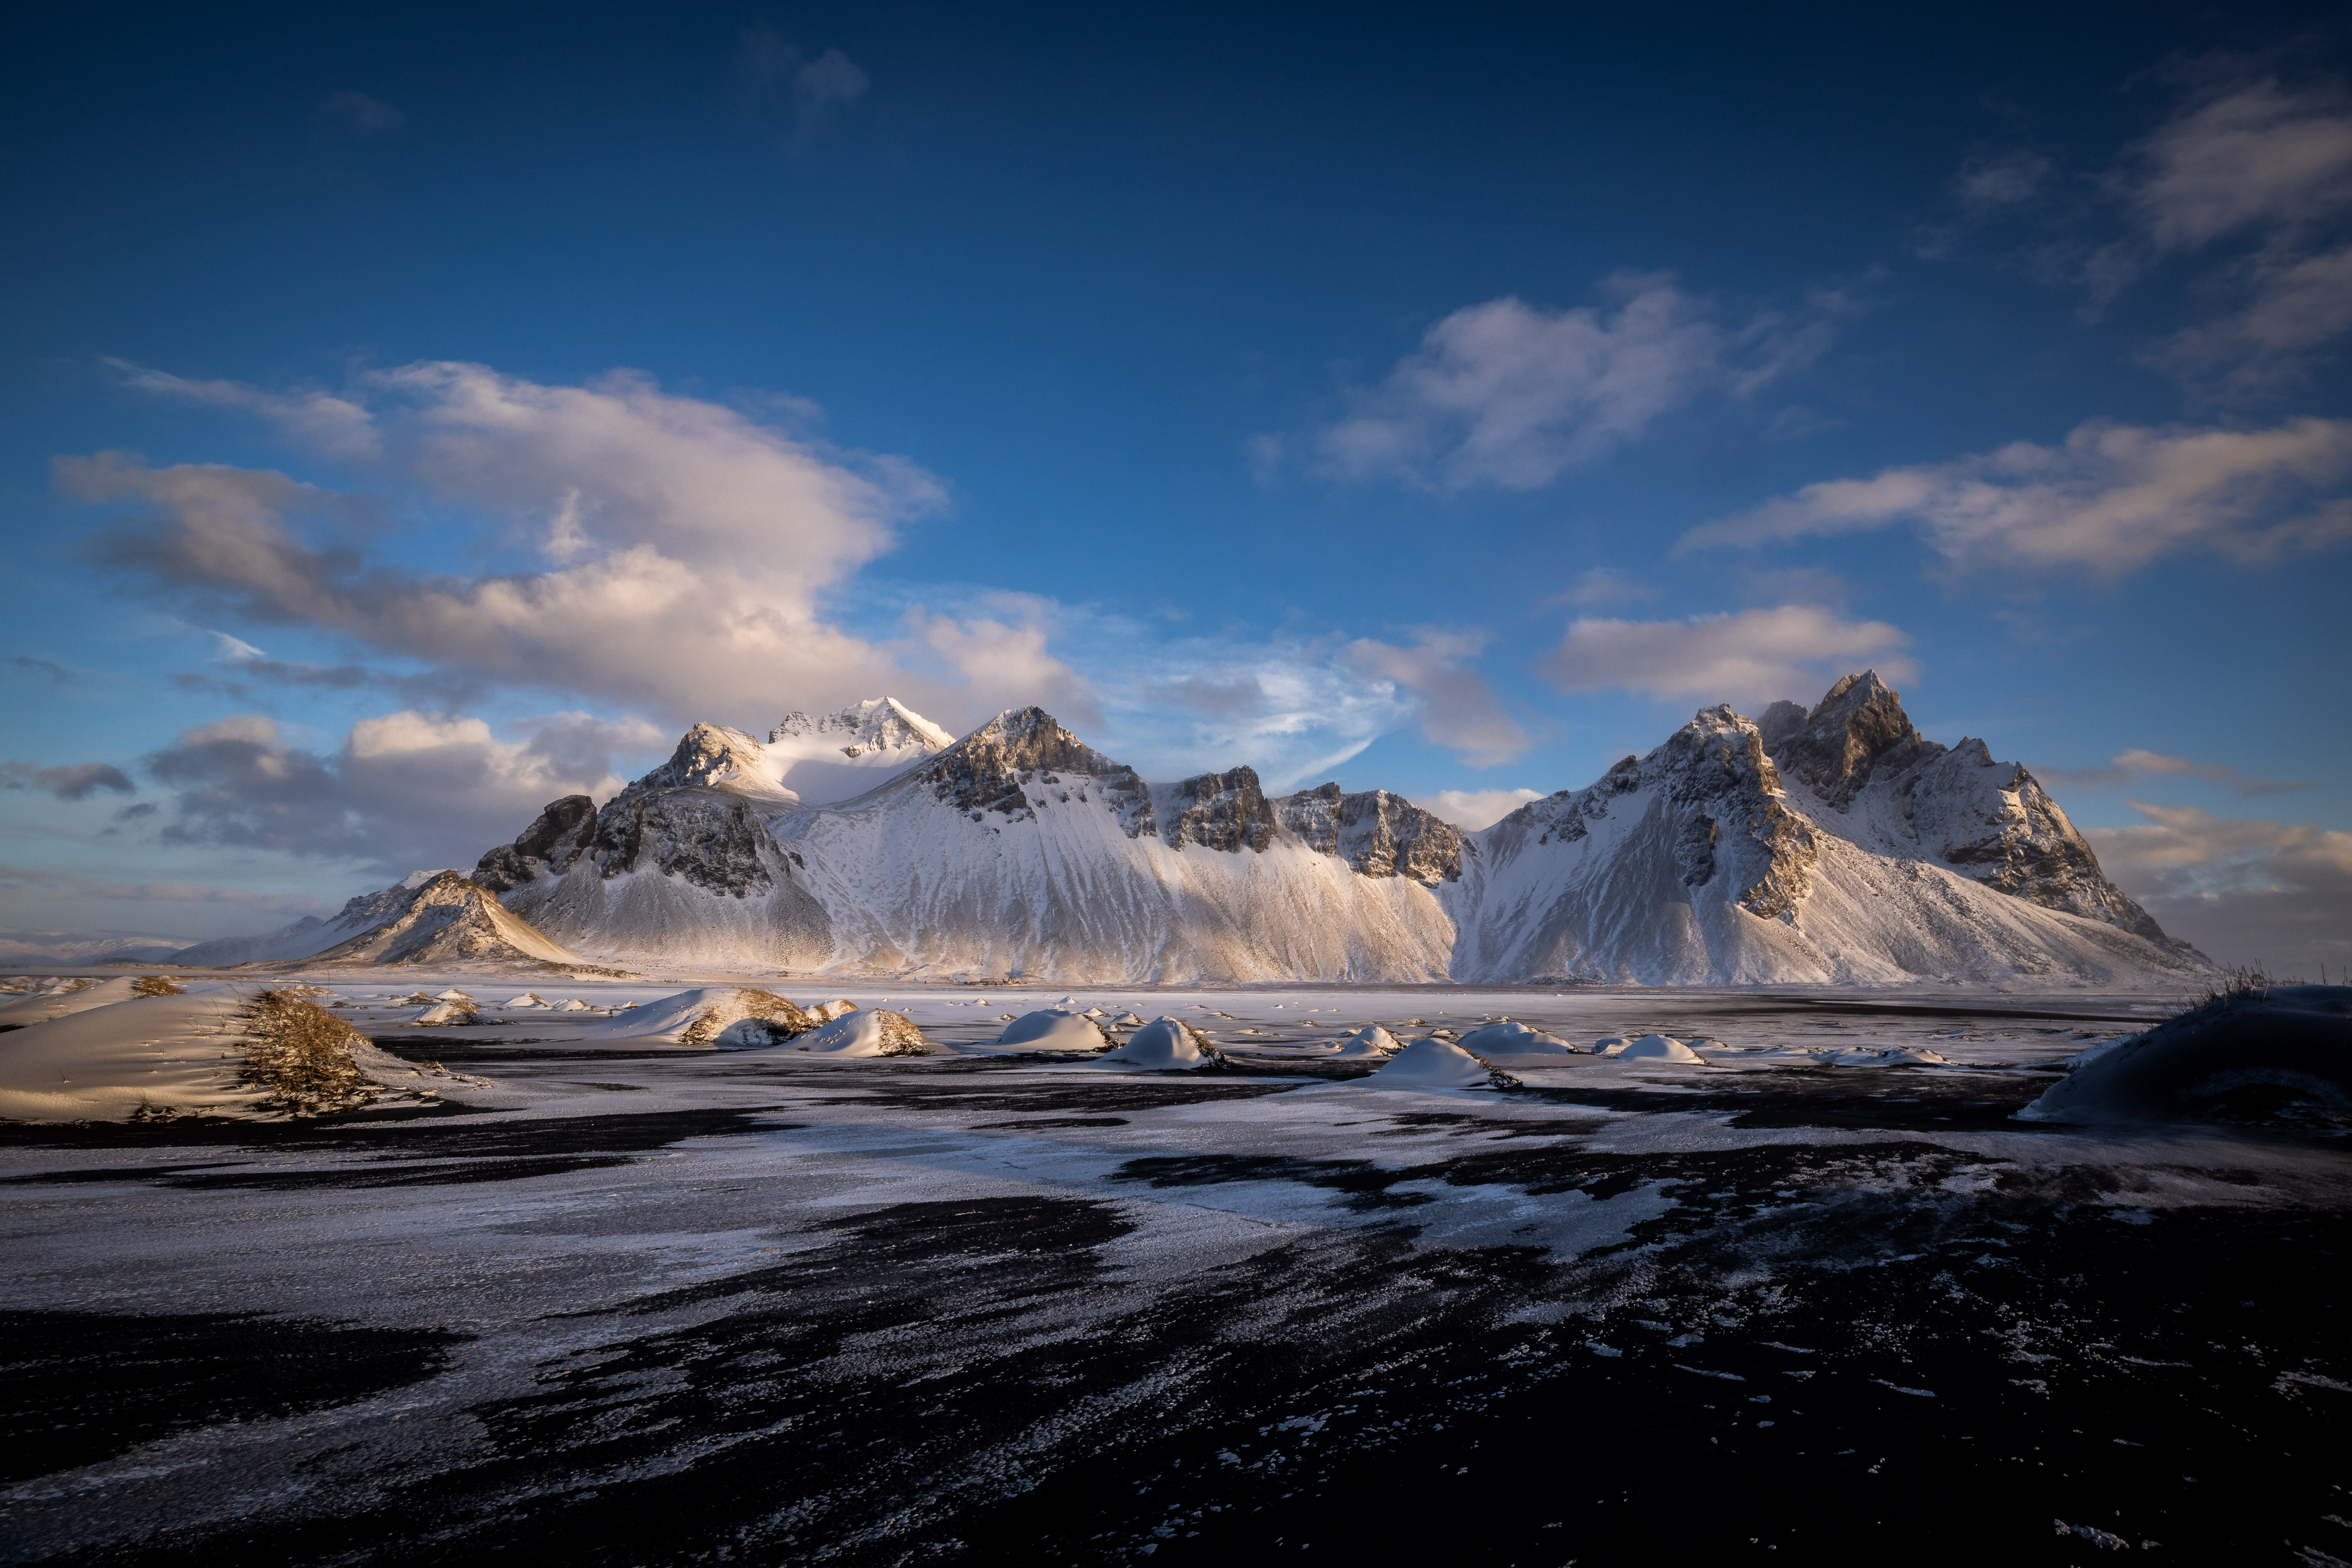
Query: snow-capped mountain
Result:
<box><xmin>599</xmin><ymin>698</ymin><xmax>954</xmax><ymax>811</ymax></box>
<box><xmin>176</xmin><ymin>870</ymin><xmax>584</xmax><ymax>969</ymax></box>
<box><xmin>451</xmin><ymin>680</ymin><xmax>2205</xmax><ymax>987</ymax></box>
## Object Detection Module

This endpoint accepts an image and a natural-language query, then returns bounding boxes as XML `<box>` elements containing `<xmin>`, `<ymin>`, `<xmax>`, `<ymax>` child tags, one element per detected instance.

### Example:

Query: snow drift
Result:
<box><xmin>0</xmin><ymin>988</ymin><xmax>419</xmax><ymax>1122</ymax></box>
<box><xmin>1097</xmin><ymin>1017</ymin><xmax>1225</xmax><ymax>1069</ymax></box>
<box><xmin>1367</xmin><ymin>1039</ymin><xmax>1521</xmax><ymax>1090</ymax></box>
<box><xmin>991</xmin><ymin>1010</ymin><xmax>1111</xmax><ymax>1052</ymax></box>
<box><xmin>2019</xmin><ymin>985</ymin><xmax>2352</xmax><ymax>1128</ymax></box>
<box><xmin>758</xmin><ymin>1008</ymin><xmax>931</xmax><ymax>1056</ymax></box>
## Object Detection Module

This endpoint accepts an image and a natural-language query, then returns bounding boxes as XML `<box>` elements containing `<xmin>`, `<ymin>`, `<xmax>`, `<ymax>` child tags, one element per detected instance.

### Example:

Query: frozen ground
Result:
<box><xmin>2</xmin><ymin>975</ymin><xmax>2347</xmax><ymax>1564</ymax></box>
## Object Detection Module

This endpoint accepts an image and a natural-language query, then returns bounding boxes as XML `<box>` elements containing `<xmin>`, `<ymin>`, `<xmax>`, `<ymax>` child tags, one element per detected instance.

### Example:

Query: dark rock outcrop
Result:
<box><xmin>474</xmin><ymin>795</ymin><xmax>597</xmax><ymax>893</ymax></box>
<box><xmin>1160</xmin><ymin>768</ymin><xmax>1277</xmax><ymax>853</ymax></box>
<box><xmin>1275</xmin><ymin>784</ymin><xmax>1467</xmax><ymax>881</ymax></box>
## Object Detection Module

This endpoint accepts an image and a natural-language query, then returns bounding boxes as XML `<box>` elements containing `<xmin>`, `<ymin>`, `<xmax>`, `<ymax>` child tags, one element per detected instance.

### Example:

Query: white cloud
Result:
<box><xmin>1542</xmin><ymin>606</ymin><xmax>1913</xmax><ymax>706</ymax></box>
<box><xmin>74</xmin><ymin>362</ymin><xmax>1095</xmax><ymax>733</ymax></box>
<box><xmin>2128</xmin><ymin>75</ymin><xmax>2352</xmax><ymax>252</ymax></box>
<box><xmin>1414</xmin><ymin>787</ymin><xmax>1546</xmax><ymax>832</ymax></box>
<box><xmin>1552</xmin><ymin>566</ymin><xmax>1657</xmax><ymax>608</ymax></box>
<box><xmin>142</xmin><ymin>707</ymin><xmax>666</xmax><ymax>876</ymax></box>
<box><xmin>2085</xmin><ymin>801</ymin><xmax>2352</xmax><ymax>972</ymax></box>
<box><xmin>1681</xmin><ymin>416</ymin><xmax>2352</xmax><ymax>573</ymax></box>
<box><xmin>1310</xmin><ymin>274</ymin><xmax>1834</xmax><ymax>490</ymax></box>
<box><xmin>2037</xmin><ymin>747</ymin><xmax>2306</xmax><ymax>798</ymax></box>
<box><xmin>110</xmin><ymin>360</ymin><xmax>381</xmax><ymax>459</ymax></box>
<box><xmin>1340</xmin><ymin>631</ymin><xmax>1528</xmax><ymax>768</ymax></box>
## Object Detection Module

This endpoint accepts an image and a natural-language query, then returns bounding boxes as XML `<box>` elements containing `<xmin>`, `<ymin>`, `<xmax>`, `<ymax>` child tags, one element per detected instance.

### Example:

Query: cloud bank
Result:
<box><xmin>1543</xmin><ymin>605</ymin><xmax>1913</xmax><ymax>706</ymax></box>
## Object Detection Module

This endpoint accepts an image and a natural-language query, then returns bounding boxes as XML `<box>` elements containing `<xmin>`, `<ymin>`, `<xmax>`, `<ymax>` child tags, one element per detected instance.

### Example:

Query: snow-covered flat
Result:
<box><xmin>1</xmin><ymin>972</ymin><xmax>2344</xmax><ymax>1564</ymax></box>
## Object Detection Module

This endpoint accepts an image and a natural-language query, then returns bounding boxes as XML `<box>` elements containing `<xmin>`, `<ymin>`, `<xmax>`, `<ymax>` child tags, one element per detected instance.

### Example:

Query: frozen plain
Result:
<box><xmin>1</xmin><ymin>974</ymin><xmax>2347</xmax><ymax>1564</ymax></box>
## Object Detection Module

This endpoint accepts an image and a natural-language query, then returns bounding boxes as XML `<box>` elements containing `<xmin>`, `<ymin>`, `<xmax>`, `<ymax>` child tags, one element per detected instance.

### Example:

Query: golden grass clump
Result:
<box><xmin>131</xmin><ymin>975</ymin><xmax>185</xmax><ymax>997</ymax></box>
<box><xmin>680</xmin><ymin>988</ymin><xmax>814</xmax><ymax>1047</ymax></box>
<box><xmin>237</xmin><ymin>989</ymin><xmax>383</xmax><ymax>1117</ymax></box>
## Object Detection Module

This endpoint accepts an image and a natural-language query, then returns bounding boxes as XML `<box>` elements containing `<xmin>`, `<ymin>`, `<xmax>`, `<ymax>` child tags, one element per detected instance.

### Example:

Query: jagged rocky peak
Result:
<box><xmin>475</xmin><ymin>795</ymin><xmax>598</xmax><ymax>893</ymax></box>
<box><xmin>1763</xmin><ymin>670</ymin><xmax>1941</xmax><ymax>809</ymax></box>
<box><xmin>1276</xmin><ymin>784</ymin><xmax>1467</xmax><ymax>882</ymax></box>
<box><xmin>770</xmin><ymin>697</ymin><xmax>952</xmax><ymax>758</ymax></box>
<box><xmin>626</xmin><ymin>723</ymin><xmax>792</xmax><ymax>802</ymax></box>
<box><xmin>918</xmin><ymin>707</ymin><xmax>1151</xmax><ymax>823</ymax></box>
<box><xmin>588</xmin><ymin>788</ymin><xmax>793</xmax><ymax>898</ymax></box>
<box><xmin>1158</xmin><ymin>768</ymin><xmax>1277</xmax><ymax>853</ymax></box>
<box><xmin>1761</xmin><ymin>671</ymin><xmax>2176</xmax><ymax>944</ymax></box>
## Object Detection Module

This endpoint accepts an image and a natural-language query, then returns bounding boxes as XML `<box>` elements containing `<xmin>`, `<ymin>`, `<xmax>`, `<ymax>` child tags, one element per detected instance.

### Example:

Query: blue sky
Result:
<box><xmin>3</xmin><ymin>3</ymin><xmax>2348</xmax><ymax>968</ymax></box>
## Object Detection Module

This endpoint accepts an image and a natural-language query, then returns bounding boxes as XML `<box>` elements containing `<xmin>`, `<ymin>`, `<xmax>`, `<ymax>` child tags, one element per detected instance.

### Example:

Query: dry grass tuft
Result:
<box><xmin>131</xmin><ymin>975</ymin><xmax>185</xmax><ymax>997</ymax></box>
<box><xmin>237</xmin><ymin>989</ymin><xmax>383</xmax><ymax>1117</ymax></box>
<box><xmin>681</xmin><ymin>988</ymin><xmax>814</xmax><ymax>1047</ymax></box>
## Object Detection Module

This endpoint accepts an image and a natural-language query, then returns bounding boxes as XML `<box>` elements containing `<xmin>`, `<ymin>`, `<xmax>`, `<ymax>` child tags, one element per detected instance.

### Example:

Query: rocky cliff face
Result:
<box><xmin>1158</xmin><ymin>768</ymin><xmax>1278</xmax><ymax>853</ymax></box>
<box><xmin>1759</xmin><ymin>672</ymin><xmax>2171</xmax><ymax>942</ymax></box>
<box><xmin>474</xmin><ymin>795</ymin><xmax>598</xmax><ymax>893</ymax></box>
<box><xmin>1275</xmin><ymin>784</ymin><xmax>1468</xmax><ymax>882</ymax></box>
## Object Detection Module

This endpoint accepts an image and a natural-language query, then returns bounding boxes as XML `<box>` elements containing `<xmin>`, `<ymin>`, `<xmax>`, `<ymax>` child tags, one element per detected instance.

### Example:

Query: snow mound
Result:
<box><xmin>413</xmin><ymin>1000</ymin><xmax>480</xmax><ymax>1025</ymax></box>
<box><xmin>436</xmin><ymin>988</ymin><xmax>474</xmax><ymax>1002</ymax></box>
<box><xmin>589</xmin><ymin>987</ymin><xmax>814</xmax><ymax>1048</ymax></box>
<box><xmin>507</xmin><ymin>992</ymin><xmax>545</xmax><ymax>1008</ymax></box>
<box><xmin>807</xmin><ymin>999</ymin><xmax>859</xmax><ymax>1023</ymax></box>
<box><xmin>0</xmin><ymin>988</ymin><xmax>427</xmax><ymax>1122</ymax></box>
<box><xmin>1113</xmin><ymin>1012</ymin><xmax>1148</xmax><ymax>1028</ymax></box>
<box><xmin>1097</xmin><ymin>1017</ymin><xmax>1225</xmax><ymax>1070</ymax></box>
<box><xmin>1334</xmin><ymin>1025</ymin><xmax>1400</xmax><ymax>1057</ymax></box>
<box><xmin>747</xmin><ymin>1008</ymin><xmax>930</xmax><ymax>1056</ymax></box>
<box><xmin>991</xmin><ymin>1009</ymin><xmax>1111</xmax><ymax>1052</ymax></box>
<box><xmin>1457</xmin><ymin>1021</ymin><xmax>1578</xmax><ymax>1056</ymax></box>
<box><xmin>1831</xmin><ymin>1045</ymin><xmax>1952</xmax><ymax>1067</ymax></box>
<box><xmin>551</xmin><ymin>997</ymin><xmax>595</xmax><ymax>1011</ymax></box>
<box><xmin>2019</xmin><ymin>985</ymin><xmax>2352</xmax><ymax>1128</ymax></box>
<box><xmin>1619</xmin><ymin>1034</ymin><xmax>1705</xmax><ymax>1063</ymax></box>
<box><xmin>0</xmin><ymin>976</ymin><xmax>190</xmax><ymax>1029</ymax></box>
<box><xmin>1366</xmin><ymin>1038</ymin><xmax>1520</xmax><ymax>1090</ymax></box>
<box><xmin>1593</xmin><ymin>1036</ymin><xmax>1628</xmax><ymax>1055</ymax></box>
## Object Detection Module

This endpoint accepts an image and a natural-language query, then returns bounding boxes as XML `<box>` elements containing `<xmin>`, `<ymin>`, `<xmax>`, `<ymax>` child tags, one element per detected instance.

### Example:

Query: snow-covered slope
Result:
<box><xmin>1444</xmin><ymin>697</ymin><xmax>2205</xmax><ymax>987</ymax></box>
<box><xmin>177</xmin><ymin>871</ymin><xmax>584</xmax><ymax>969</ymax></box>
<box><xmin>454</xmin><ymin>683</ymin><xmax>2202</xmax><ymax>988</ymax></box>
<box><xmin>1757</xmin><ymin>672</ymin><xmax>2171</xmax><ymax>940</ymax></box>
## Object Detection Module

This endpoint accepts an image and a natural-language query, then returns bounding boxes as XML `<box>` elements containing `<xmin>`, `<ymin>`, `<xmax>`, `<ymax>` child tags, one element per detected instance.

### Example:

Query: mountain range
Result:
<box><xmin>177</xmin><ymin>672</ymin><xmax>2206</xmax><ymax>987</ymax></box>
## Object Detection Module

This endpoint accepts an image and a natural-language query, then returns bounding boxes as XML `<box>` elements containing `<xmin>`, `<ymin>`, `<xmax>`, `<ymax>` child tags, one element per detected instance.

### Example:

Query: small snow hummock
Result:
<box><xmin>435</xmin><ymin>988</ymin><xmax>475</xmax><ymax>1002</ymax></box>
<box><xmin>413</xmin><ymin>999</ymin><xmax>480</xmax><ymax>1025</ymax></box>
<box><xmin>1457</xmin><ymin>1021</ymin><xmax>1578</xmax><ymax>1056</ymax></box>
<box><xmin>807</xmin><ymin>999</ymin><xmax>860</xmax><ymax>1024</ymax></box>
<box><xmin>989</xmin><ymin>1009</ymin><xmax>1112</xmax><ymax>1052</ymax></box>
<box><xmin>1831</xmin><ymin>1045</ymin><xmax>1952</xmax><ymax>1067</ymax></box>
<box><xmin>507</xmin><ymin>992</ymin><xmax>546</xmax><ymax>1009</ymax></box>
<box><xmin>1365</xmin><ymin>1038</ymin><xmax>1520</xmax><ymax>1090</ymax></box>
<box><xmin>1617</xmin><ymin>1034</ymin><xmax>1705</xmax><ymax>1064</ymax></box>
<box><xmin>589</xmin><ymin>987</ymin><xmax>815</xmax><ymax>1048</ymax></box>
<box><xmin>1096</xmin><ymin>1017</ymin><xmax>1224</xmax><ymax>1070</ymax></box>
<box><xmin>748</xmin><ymin>1008</ymin><xmax>930</xmax><ymax>1057</ymax></box>
<box><xmin>1333</xmin><ymin>1024</ymin><xmax>1400</xmax><ymax>1057</ymax></box>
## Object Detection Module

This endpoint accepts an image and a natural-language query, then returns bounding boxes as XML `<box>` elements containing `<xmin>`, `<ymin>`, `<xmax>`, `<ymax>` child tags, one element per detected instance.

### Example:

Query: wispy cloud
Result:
<box><xmin>1681</xmin><ymin>416</ymin><xmax>2352</xmax><ymax>573</ymax></box>
<box><xmin>2084</xmin><ymin>800</ymin><xmax>2352</xmax><ymax>970</ymax></box>
<box><xmin>1305</xmin><ymin>274</ymin><xmax>1839</xmax><ymax>491</ymax></box>
<box><xmin>1413</xmin><ymin>787</ymin><xmax>1546</xmax><ymax>831</ymax></box>
<box><xmin>1340</xmin><ymin>630</ymin><xmax>1528</xmax><ymax>768</ymax></box>
<box><xmin>1542</xmin><ymin>606</ymin><xmax>1913</xmax><ymax>707</ymax></box>
<box><xmin>736</xmin><ymin>25</ymin><xmax>870</xmax><ymax>151</ymax></box>
<box><xmin>318</xmin><ymin>90</ymin><xmax>405</xmax><ymax>133</ymax></box>
<box><xmin>2038</xmin><ymin>747</ymin><xmax>2307</xmax><ymax>797</ymax></box>
<box><xmin>11</xmin><ymin>656</ymin><xmax>70</xmax><ymax>685</ymax></box>
<box><xmin>3</xmin><ymin>761</ymin><xmax>137</xmax><ymax>800</ymax></box>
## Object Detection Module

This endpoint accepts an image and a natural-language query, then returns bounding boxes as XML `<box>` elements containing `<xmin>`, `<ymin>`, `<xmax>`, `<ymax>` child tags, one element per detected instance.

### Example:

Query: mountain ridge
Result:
<box><xmin>213</xmin><ymin>675</ymin><xmax>2206</xmax><ymax>987</ymax></box>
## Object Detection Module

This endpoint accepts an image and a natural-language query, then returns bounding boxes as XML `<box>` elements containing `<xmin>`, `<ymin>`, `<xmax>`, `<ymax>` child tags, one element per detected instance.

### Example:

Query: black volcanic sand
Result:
<box><xmin>1</xmin><ymin>1054</ymin><xmax>2345</xmax><ymax>1565</ymax></box>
